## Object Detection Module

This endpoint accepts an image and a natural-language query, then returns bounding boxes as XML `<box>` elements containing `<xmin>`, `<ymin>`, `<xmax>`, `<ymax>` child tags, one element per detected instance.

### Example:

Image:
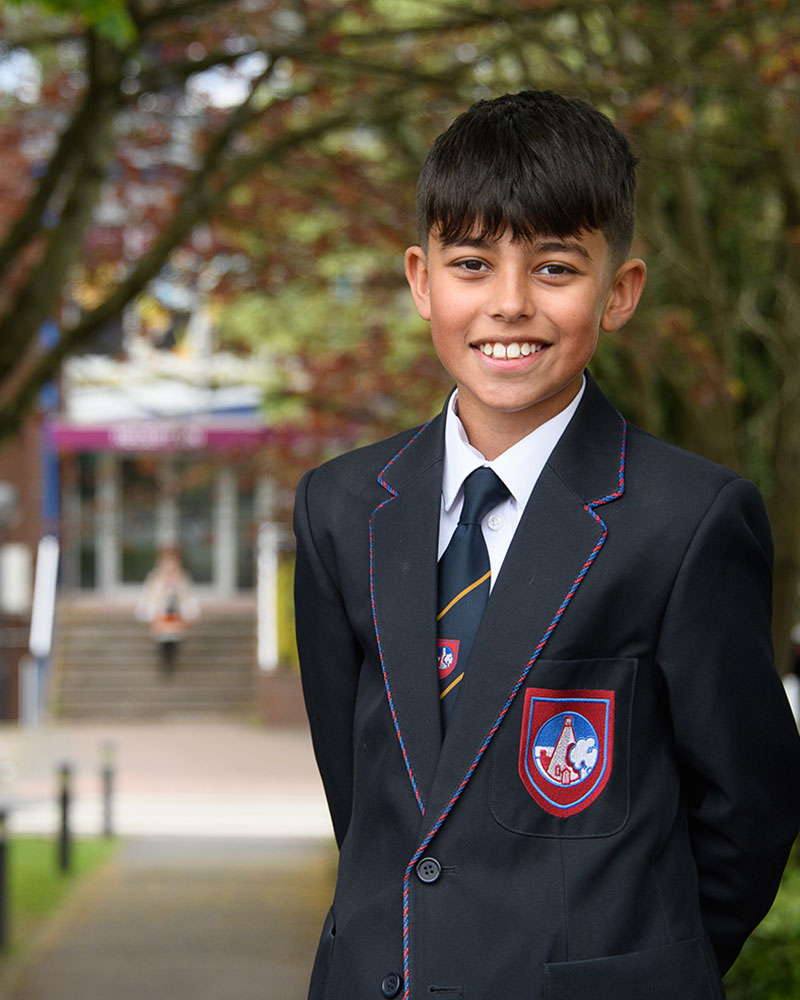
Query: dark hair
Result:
<box><xmin>416</xmin><ymin>90</ymin><xmax>637</xmax><ymax>258</ymax></box>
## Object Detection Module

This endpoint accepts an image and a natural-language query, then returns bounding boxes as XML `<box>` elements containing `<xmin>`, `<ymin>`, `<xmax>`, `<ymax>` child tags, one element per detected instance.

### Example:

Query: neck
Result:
<box><xmin>454</xmin><ymin>380</ymin><xmax>583</xmax><ymax>460</ymax></box>
<box><xmin>463</xmin><ymin>420</ymin><xmax>531</xmax><ymax>461</ymax></box>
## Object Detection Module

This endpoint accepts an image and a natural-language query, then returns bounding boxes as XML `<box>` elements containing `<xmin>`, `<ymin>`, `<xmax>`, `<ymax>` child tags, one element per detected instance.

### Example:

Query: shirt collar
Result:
<box><xmin>442</xmin><ymin>376</ymin><xmax>586</xmax><ymax>513</ymax></box>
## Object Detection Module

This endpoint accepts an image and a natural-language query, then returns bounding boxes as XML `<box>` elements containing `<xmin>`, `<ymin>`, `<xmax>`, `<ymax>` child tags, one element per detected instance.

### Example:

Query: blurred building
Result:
<box><xmin>49</xmin><ymin>334</ymin><xmax>271</xmax><ymax>599</ymax></box>
<box><xmin>25</xmin><ymin>299</ymin><xmax>302</xmax><ymax>724</ymax></box>
<box><xmin>0</xmin><ymin>44</ymin><xmax>304</xmax><ymax>723</ymax></box>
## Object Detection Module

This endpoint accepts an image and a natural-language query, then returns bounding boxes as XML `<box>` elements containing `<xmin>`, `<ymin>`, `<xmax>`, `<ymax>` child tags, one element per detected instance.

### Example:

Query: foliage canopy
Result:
<box><xmin>0</xmin><ymin>0</ymin><xmax>798</xmax><ymax>661</ymax></box>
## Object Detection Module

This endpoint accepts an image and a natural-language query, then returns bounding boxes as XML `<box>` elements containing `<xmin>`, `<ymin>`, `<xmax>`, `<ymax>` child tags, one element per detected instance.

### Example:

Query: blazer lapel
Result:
<box><xmin>370</xmin><ymin>409</ymin><xmax>447</xmax><ymax>814</ymax></box>
<box><xmin>423</xmin><ymin>375</ymin><xmax>627</xmax><ymax>831</ymax></box>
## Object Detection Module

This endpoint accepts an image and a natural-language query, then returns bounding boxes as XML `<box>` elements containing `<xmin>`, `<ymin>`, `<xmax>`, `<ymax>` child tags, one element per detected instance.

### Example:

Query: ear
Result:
<box><xmin>601</xmin><ymin>258</ymin><xmax>647</xmax><ymax>333</ymax></box>
<box><xmin>404</xmin><ymin>245</ymin><xmax>431</xmax><ymax>322</ymax></box>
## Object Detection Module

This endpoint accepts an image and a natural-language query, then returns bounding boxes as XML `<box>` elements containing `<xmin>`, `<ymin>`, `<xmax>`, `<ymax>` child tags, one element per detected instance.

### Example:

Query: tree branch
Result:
<box><xmin>0</xmin><ymin>32</ymin><xmax>123</xmax><ymax>380</ymax></box>
<box><xmin>0</xmin><ymin>101</ymin><xmax>364</xmax><ymax>434</ymax></box>
<box><xmin>131</xmin><ymin>0</ymin><xmax>241</xmax><ymax>30</ymax></box>
<box><xmin>0</xmin><ymin>90</ymin><xmax>94</xmax><ymax>281</ymax></box>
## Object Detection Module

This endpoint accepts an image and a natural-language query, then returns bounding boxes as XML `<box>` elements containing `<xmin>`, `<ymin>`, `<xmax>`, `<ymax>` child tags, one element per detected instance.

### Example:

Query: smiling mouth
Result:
<box><xmin>476</xmin><ymin>342</ymin><xmax>546</xmax><ymax>360</ymax></box>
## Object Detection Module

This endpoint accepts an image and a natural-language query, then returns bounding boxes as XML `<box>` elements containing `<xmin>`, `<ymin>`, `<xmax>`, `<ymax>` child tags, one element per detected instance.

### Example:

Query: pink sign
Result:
<box><xmin>47</xmin><ymin>419</ymin><xmax>272</xmax><ymax>453</ymax></box>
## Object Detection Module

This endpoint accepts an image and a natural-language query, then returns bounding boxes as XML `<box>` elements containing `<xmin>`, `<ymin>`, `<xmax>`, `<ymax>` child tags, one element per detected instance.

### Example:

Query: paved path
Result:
<box><xmin>0</xmin><ymin>722</ymin><xmax>337</xmax><ymax>1000</ymax></box>
<box><xmin>4</xmin><ymin>836</ymin><xmax>334</xmax><ymax>1000</ymax></box>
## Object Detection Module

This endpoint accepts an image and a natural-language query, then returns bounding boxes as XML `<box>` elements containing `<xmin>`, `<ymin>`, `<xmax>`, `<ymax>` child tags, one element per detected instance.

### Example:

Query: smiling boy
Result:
<box><xmin>294</xmin><ymin>91</ymin><xmax>800</xmax><ymax>1000</ymax></box>
<box><xmin>404</xmin><ymin>228</ymin><xmax>644</xmax><ymax>457</ymax></box>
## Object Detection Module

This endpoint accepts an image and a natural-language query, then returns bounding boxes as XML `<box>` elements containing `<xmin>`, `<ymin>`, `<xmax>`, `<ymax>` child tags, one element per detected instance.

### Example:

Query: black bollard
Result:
<box><xmin>0</xmin><ymin>810</ymin><xmax>7</xmax><ymax>950</ymax></box>
<box><xmin>100</xmin><ymin>742</ymin><xmax>114</xmax><ymax>839</ymax></box>
<box><xmin>58</xmin><ymin>763</ymin><xmax>72</xmax><ymax>874</ymax></box>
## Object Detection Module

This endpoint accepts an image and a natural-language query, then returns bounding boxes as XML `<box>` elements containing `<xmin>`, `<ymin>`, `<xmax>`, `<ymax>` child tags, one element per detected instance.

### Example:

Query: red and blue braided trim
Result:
<box><xmin>369</xmin><ymin>420</ymin><xmax>434</xmax><ymax>817</ymax></box>
<box><xmin>398</xmin><ymin>421</ymin><xmax>627</xmax><ymax>999</ymax></box>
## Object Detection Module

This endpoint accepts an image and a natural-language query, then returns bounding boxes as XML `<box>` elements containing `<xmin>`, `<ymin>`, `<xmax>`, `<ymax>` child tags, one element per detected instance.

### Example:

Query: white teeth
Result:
<box><xmin>479</xmin><ymin>342</ymin><xmax>541</xmax><ymax>358</ymax></box>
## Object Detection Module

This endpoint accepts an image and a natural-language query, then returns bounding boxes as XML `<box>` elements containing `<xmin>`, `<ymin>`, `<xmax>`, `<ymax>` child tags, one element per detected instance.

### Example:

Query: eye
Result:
<box><xmin>537</xmin><ymin>262</ymin><xmax>576</xmax><ymax>277</ymax></box>
<box><xmin>453</xmin><ymin>257</ymin><xmax>489</xmax><ymax>273</ymax></box>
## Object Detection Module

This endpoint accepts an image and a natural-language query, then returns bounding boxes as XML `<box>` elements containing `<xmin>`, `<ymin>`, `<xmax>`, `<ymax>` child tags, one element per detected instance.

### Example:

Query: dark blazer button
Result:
<box><xmin>416</xmin><ymin>856</ymin><xmax>442</xmax><ymax>883</ymax></box>
<box><xmin>381</xmin><ymin>972</ymin><xmax>402</xmax><ymax>997</ymax></box>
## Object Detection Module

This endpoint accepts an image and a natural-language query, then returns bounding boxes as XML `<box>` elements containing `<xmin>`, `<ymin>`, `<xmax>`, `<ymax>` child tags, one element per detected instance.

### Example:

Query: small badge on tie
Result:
<box><xmin>518</xmin><ymin>688</ymin><xmax>615</xmax><ymax>817</ymax></box>
<box><xmin>437</xmin><ymin>639</ymin><xmax>460</xmax><ymax>680</ymax></box>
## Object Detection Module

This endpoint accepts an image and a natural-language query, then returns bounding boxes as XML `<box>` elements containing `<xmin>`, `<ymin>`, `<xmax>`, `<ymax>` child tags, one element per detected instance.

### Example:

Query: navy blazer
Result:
<box><xmin>294</xmin><ymin>374</ymin><xmax>800</xmax><ymax>1000</ymax></box>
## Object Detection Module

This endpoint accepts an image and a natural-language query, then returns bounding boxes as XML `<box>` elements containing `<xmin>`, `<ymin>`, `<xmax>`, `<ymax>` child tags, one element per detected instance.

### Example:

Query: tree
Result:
<box><xmin>218</xmin><ymin>1</ymin><xmax>800</xmax><ymax>668</ymax></box>
<box><xmin>1</xmin><ymin>0</ymin><xmax>798</xmax><ymax>665</ymax></box>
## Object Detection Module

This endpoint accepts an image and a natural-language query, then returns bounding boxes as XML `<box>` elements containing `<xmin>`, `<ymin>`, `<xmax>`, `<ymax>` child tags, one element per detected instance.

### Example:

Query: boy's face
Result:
<box><xmin>405</xmin><ymin>228</ymin><xmax>645</xmax><ymax>458</ymax></box>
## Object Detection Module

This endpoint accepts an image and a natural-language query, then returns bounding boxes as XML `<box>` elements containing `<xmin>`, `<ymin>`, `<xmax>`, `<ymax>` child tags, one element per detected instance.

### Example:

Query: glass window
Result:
<box><xmin>176</xmin><ymin>458</ymin><xmax>214</xmax><ymax>585</ymax></box>
<box><xmin>120</xmin><ymin>457</ymin><xmax>158</xmax><ymax>584</ymax></box>
<box><xmin>78</xmin><ymin>453</ymin><xmax>97</xmax><ymax>589</ymax></box>
<box><xmin>237</xmin><ymin>473</ymin><xmax>256</xmax><ymax>590</ymax></box>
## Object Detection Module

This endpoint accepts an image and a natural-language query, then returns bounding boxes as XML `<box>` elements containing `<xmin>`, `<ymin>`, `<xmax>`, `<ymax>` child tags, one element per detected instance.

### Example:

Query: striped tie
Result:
<box><xmin>437</xmin><ymin>468</ymin><xmax>509</xmax><ymax>729</ymax></box>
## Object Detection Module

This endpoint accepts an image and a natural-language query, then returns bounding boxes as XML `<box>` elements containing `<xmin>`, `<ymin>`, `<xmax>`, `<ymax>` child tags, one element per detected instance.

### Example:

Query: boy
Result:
<box><xmin>294</xmin><ymin>91</ymin><xmax>800</xmax><ymax>1000</ymax></box>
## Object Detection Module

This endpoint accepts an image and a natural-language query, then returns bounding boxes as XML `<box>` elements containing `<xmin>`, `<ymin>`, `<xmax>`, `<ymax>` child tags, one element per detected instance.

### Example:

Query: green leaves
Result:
<box><xmin>1</xmin><ymin>0</ymin><xmax>799</xmax><ymax>652</ymax></box>
<box><xmin>725</xmin><ymin>848</ymin><xmax>800</xmax><ymax>1000</ymax></box>
<box><xmin>5</xmin><ymin>0</ymin><xmax>137</xmax><ymax>45</ymax></box>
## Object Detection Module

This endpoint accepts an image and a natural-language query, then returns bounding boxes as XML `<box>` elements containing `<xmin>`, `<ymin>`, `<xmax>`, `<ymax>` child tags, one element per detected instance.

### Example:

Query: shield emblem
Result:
<box><xmin>437</xmin><ymin>639</ymin><xmax>460</xmax><ymax>680</ymax></box>
<box><xmin>518</xmin><ymin>687</ymin><xmax>615</xmax><ymax>817</ymax></box>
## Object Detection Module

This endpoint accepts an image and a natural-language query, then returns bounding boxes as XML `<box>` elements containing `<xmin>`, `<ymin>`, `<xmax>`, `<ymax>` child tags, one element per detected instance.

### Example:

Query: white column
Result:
<box><xmin>255</xmin><ymin>477</ymin><xmax>278</xmax><ymax>671</ymax></box>
<box><xmin>0</xmin><ymin>543</ymin><xmax>32</xmax><ymax>614</ymax></box>
<box><xmin>257</xmin><ymin>522</ymin><xmax>279</xmax><ymax>672</ymax></box>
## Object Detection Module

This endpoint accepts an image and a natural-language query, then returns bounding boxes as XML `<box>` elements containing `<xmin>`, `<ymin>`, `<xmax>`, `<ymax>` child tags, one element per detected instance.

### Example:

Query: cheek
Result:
<box><xmin>574</xmin><ymin>324</ymin><xmax>600</xmax><ymax>359</ymax></box>
<box><xmin>429</xmin><ymin>323</ymin><xmax>455</xmax><ymax>364</ymax></box>
<box><xmin>429</xmin><ymin>297</ymin><xmax>464</xmax><ymax>343</ymax></box>
<box><xmin>429</xmin><ymin>316</ymin><xmax>468</xmax><ymax>374</ymax></box>
<box><xmin>562</xmin><ymin>303</ymin><xmax>602</xmax><ymax>350</ymax></box>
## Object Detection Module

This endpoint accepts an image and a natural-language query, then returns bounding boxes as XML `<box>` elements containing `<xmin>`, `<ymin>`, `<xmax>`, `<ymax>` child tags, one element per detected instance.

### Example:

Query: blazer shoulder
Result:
<box><xmin>296</xmin><ymin>422</ymin><xmax>429</xmax><ymax>517</ymax></box>
<box><xmin>623</xmin><ymin>422</ymin><xmax>772</xmax><ymax>558</ymax></box>
<box><xmin>626</xmin><ymin>423</ymin><xmax>750</xmax><ymax>497</ymax></box>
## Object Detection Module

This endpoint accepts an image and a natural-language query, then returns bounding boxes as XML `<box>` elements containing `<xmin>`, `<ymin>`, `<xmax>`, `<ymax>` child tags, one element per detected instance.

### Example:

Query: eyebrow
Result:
<box><xmin>441</xmin><ymin>235</ymin><xmax>592</xmax><ymax>260</ymax></box>
<box><xmin>535</xmin><ymin>239</ymin><xmax>591</xmax><ymax>260</ymax></box>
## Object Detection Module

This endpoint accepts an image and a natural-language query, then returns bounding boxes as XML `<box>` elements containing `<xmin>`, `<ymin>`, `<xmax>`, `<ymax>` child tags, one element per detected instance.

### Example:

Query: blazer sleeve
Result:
<box><xmin>294</xmin><ymin>468</ymin><xmax>363</xmax><ymax>848</ymax></box>
<box><xmin>655</xmin><ymin>476</ymin><xmax>800</xmax><ymax>974</ymax></box>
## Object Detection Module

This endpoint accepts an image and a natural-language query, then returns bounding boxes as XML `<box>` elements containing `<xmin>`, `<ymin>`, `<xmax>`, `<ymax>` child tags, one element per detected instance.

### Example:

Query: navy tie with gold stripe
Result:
<box><xmin>437</xmin><ymin>468</ymin><xmax>510</xmax><ymax>729</ymax></box>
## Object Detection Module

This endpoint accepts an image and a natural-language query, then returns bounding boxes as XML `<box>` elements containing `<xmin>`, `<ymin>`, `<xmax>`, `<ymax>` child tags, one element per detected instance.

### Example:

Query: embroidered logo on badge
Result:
<box><xmin>518</xmin><ymin>688</ymin><xmax>615</xmax><ymax>817</ymax></box>
<box><xmin>437</xmin><ymin>640</ymin><xmax>460</xmax><ymax>680</ymax></box>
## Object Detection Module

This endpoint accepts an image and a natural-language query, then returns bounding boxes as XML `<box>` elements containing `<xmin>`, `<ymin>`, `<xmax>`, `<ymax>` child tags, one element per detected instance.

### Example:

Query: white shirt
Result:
<box><xmin>439</xmin><ymin>378</ymin><xmax>585</xmax><ymax>588</ymax></box>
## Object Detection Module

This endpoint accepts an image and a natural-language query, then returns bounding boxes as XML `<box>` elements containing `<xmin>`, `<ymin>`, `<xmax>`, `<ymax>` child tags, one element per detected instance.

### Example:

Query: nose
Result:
<box><xmin>487</xmin><ymin>267</ymin><xmax>533</xmax><ymax>322</ymax></box>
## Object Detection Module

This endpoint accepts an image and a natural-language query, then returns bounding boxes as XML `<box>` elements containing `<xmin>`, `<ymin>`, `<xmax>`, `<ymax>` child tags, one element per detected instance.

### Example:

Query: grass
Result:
<box><xmin>2</xmin><ymin>836</ymin><xmax>119</xmax><ymax>958</ymax></box>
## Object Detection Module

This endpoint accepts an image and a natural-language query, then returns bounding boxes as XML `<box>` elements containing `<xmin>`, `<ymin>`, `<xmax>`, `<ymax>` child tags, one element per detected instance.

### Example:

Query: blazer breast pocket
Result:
<box><xmin>489</xmin><ymin>658</ymin><xmax>637</xmax><ymax>838</ymax></box>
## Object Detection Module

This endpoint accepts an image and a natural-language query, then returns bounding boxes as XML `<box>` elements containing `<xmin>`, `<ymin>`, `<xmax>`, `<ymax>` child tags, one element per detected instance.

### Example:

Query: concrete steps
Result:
<box><xmin>51</xmin><ymin>599</ymin><xmax>258</xmax><ymax>720</ymax></box>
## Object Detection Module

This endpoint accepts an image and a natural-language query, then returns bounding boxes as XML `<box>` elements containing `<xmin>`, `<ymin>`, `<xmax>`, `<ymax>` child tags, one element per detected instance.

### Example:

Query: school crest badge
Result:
<box><xmin>518</xmin><ymin>688</ymin><xmax>615</xmax><ymax>817</ymax></box>
<box><xmin>437</xmin><ymin>639</ymin><xmax>460</xmax><ymax>680</ymax></box>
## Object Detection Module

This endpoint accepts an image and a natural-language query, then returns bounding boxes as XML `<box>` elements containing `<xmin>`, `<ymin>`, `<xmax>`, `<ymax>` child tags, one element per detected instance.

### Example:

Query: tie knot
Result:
<box><xmin>459</xmin><ymin>468</ymin><xmax>509</xmax><ymax>526</ymax></box>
